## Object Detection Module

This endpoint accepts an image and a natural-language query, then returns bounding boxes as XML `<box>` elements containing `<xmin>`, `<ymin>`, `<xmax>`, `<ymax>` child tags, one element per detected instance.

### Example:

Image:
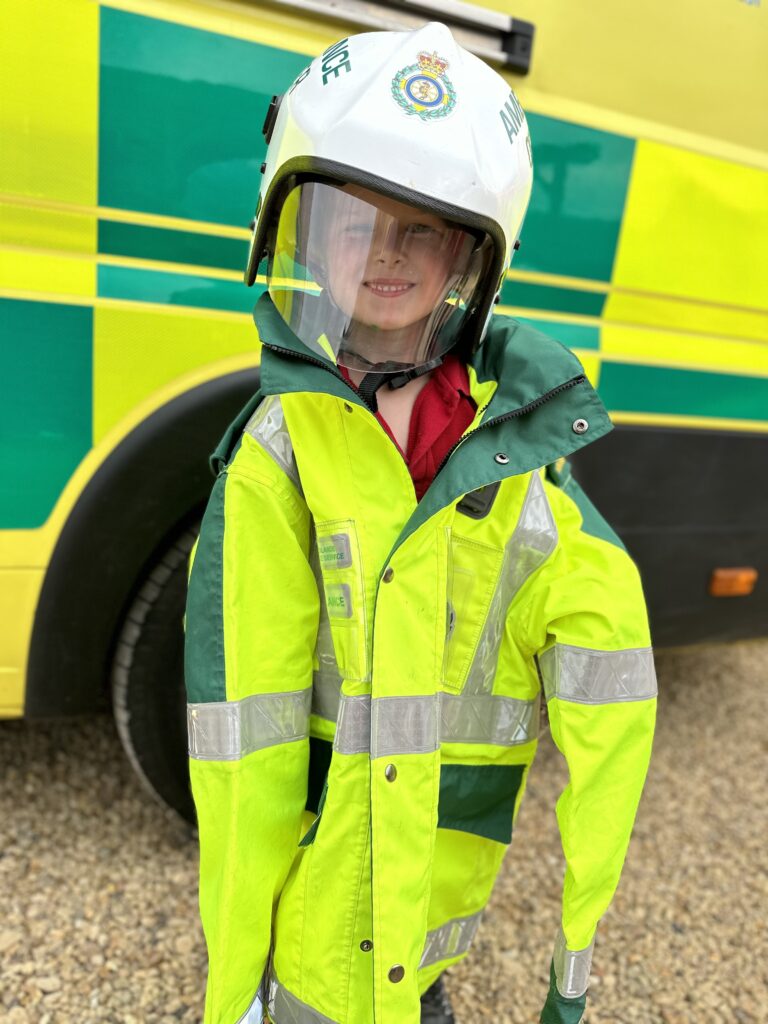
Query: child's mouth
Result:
<box><xmin>364</xmin><ymin>279</ymin><xmax>415</xmax><ymax>298</ymax></box>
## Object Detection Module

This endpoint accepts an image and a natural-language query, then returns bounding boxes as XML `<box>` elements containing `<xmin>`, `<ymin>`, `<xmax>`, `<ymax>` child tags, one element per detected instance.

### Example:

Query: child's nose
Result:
<box><xmin>373</xmin><ymin>220</ymin><xmax>405</xmax><ymax>262</ymax></box>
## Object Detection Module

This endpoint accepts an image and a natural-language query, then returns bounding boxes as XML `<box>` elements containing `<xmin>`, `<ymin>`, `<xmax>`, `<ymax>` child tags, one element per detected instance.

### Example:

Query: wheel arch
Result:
<box><xmin>24</xmin><ymin>367</ymin><xmax>260</xmax><ymax>717</ymax></box>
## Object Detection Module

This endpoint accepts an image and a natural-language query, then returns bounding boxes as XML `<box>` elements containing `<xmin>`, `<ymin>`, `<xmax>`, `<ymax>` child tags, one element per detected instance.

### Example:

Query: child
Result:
<box><xmin>185</xmin><ymin>22</ymin><xmax>657</xmax><ymax>1024</ymax></box>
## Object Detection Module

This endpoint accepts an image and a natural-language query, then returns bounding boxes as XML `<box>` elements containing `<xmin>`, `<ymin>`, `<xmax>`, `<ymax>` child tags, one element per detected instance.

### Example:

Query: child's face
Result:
<box><xmin>323</xmin><ymin>185</ymin><xmax>470</xmax><ymax>332</ymax></box>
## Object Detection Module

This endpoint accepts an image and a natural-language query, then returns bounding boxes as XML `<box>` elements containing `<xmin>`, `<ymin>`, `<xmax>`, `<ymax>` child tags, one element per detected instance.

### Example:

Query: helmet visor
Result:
<box><xmin>266</xmin><ymin>181</ymin><xmax>493</xmax><ymax>373</ymax></box>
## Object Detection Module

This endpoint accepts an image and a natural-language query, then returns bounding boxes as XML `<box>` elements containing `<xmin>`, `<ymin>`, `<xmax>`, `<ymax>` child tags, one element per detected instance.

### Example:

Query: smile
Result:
<box><xmin>364</xmin><ymin>281</ymin><xmax>415</xmax><ymax>297</ymax></box>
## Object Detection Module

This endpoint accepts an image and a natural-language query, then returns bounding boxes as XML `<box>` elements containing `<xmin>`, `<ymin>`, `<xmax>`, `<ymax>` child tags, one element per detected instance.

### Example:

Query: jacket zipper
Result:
<box><xmin>431</xmin><ymin>373</ymin><xmax>587</xmax><ymax>482</ymax></box>
<box><xmin>262</xmin><ymin>343</ymin><xmax>377</xmax><ymax>413</ymax></box>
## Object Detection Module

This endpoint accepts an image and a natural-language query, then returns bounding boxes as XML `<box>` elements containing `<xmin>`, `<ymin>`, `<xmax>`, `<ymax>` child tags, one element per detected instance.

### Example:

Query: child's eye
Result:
<box><xmin>405</xmin><ymin>223</ymin><xmax>439</xmax><ymax>236</ymax></box>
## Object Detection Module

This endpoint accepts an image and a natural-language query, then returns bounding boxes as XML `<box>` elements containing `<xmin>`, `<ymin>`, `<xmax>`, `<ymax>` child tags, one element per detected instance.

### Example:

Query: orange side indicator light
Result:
<box><xmin>708</xmin><ymin>568</ymin><xmax>758</xmax><ymax>597</ymax></box>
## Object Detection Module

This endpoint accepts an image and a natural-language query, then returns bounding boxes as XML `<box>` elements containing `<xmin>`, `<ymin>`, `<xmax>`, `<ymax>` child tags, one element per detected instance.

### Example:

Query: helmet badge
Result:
<box><xmin>391</xmin><ymin>51</ymin><xmax>456</xmax><ymax>121</ymax></box>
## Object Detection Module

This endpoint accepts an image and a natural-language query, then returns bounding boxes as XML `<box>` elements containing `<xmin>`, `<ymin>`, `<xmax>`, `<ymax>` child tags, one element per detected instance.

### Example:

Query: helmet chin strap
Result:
<box><xmin>339</xmin><ymin>347</ymin><xmax>445</xmax><ymax>412</ymax></box>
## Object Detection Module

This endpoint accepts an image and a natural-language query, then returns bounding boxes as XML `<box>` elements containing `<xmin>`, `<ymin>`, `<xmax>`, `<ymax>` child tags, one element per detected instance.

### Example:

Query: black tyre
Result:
<box><xmin>111</xmin><ymin>525</ymin><xmax>198</xmax><ymax>823</ymax></box>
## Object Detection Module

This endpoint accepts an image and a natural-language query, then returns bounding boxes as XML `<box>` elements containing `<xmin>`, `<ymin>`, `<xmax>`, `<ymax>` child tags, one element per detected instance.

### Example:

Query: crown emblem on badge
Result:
<box><xmin>391</xmin><ymin>50</ymin><xmax>456</xmax><ymax>122</ymax></box>
<box><xmin>417</xmin><ymin>51</ymin><xmax>449</xmax><ymax>76</ymax></box>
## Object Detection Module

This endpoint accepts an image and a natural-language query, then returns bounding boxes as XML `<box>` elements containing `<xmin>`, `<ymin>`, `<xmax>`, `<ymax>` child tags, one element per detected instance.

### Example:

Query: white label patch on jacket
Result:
<box><xmin>325</xmin><ymin>583</ymin><xmax>353</xmax><ymax>618</ymax></box>
<box><xmin>315</xmin><ymin>519</ymin><xmax>370</xmax><ymax>682</ymax></box>
<box><xmin>318</xmin><ymin>532</ymin><xmax>352</xmax><ymax>570</ymax></box>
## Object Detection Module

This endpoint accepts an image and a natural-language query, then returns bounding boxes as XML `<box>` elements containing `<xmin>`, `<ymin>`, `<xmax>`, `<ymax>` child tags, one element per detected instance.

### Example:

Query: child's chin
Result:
<box><xmin>373</xmin><ymin>318</ymin><xmax>412</xmax><ymax>332</ymax></box>
<box><xmin>357</xmin><ymin>308</ymin><xmax>422</xmax><ymax>332</ymax></box>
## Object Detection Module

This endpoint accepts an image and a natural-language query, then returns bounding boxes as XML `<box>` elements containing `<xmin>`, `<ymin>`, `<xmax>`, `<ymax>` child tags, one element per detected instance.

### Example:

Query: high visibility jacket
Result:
<box><xmin>184</xmin><ymin>294</ymin><xmax>657</xmax><ymax>1024</ymax></box>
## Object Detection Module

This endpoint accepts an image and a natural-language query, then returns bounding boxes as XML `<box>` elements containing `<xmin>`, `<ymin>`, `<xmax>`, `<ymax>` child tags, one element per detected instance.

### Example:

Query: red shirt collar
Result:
<box><xmin>339</xmin><ymin>355</ymin><xmax>476</xmax><ymax>500</ymax></box>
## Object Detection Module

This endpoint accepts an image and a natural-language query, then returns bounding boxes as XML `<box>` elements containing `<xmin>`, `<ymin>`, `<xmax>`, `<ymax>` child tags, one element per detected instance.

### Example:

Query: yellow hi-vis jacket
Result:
<box><xmin>184</xmin><ymin>294</ymin><xmax>657</xmax><ymax>1024</ymax></box>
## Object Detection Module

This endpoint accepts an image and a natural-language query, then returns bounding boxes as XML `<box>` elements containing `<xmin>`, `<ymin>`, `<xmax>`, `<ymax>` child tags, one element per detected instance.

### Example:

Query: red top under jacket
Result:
<box><xmin>340</xmin><ymin>355</ymin><xmax>477</xmax><ymax>500</ymax></box>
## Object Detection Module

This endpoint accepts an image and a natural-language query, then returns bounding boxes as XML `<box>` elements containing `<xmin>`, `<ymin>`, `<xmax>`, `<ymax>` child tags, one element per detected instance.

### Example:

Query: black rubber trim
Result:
<box><xmin>262</xmin><ymin>93</ymin><xmax>282</xmax><ymax>144</ymax></box>
<box><xmin>456</xmin><ymin>480</ymin><xmax>501</xmax><ymax>520</ymax></box>
<box><xmin>502</xmin><ymin>19</ymin><xmax>535</xmax><ymax>74</ymax></box>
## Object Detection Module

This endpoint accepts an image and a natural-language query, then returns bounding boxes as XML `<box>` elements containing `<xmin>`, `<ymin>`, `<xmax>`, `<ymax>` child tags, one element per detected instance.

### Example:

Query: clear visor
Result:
<box><xmin>266</xmin><ymin>181</ymin><xmax>493</xmax><ymax>374</ymax></box>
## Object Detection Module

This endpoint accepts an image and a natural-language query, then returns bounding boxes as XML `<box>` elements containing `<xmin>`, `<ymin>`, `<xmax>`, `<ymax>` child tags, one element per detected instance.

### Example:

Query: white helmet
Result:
<box><xmin>245</xmin><ymin>21</ymin><xmax>532</xmax><ymax>375</ymax></box>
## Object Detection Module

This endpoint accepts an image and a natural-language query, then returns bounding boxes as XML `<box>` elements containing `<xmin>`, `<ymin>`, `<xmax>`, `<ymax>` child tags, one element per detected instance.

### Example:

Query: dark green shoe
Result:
<box><xmin>420</xmin><ymin>976</ymin><xmax>456</xmax><ymax>1024</ymax></box>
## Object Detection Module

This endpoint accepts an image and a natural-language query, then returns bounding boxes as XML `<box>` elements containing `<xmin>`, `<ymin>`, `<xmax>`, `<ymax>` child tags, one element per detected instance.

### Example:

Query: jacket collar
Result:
<box><xmin>252</xmin><ymin>291</ymin><xmax>613</xmax><ymax>544</ymax></box>
<box><xmin>254</xmin><ymin>291</ymin><xmax>598</xmax><ymax>425</ymax></box>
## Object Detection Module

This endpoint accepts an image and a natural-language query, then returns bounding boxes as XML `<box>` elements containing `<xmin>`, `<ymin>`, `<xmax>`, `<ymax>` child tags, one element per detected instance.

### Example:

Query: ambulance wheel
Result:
<box><xmin>111</xmin><ymin>523</ymin><xmax>199</xmax><ymax>825</ymax></box>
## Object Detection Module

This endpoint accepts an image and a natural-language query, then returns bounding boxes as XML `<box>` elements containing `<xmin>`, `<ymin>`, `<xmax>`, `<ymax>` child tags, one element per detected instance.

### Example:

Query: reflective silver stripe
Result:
<box><xmin>333</xmin><ymin>694</ymin><xmax>371</xmax><ymax>754</ymax></box>
<box><xmin>372</xmin><ymin>694</ymin><xmax>439</xmax><ymax>759</ymax></box>
<box><xmin>268</xmin><ymin>972</ymin><xmax>338</xmax><ymax>1024</ymax></box>
<box><xmin>245</xmin><ymin>395</ymin><xmax>300</xmax><ymax>488</ymax></box>
<box><xmin>419</xmin><ymin>910</ymin><xmax>483</xmax><ymax>968</ymax></box>
<box><xmin>440</xmin><ymin>692</ymin><xmax>539</xmax><ymax>746</ymax></box>
<box><xmin>335</xmin><ymin>692</ymin><xmax>438</xmax><ymax>757</ymax></box>
<box><xmin>335</xmin><ymin>695</ymin><xmax>440</xmax><ymax>758</ymax></box>
<box><xmin>464</xmin><ymin>473</ymin><xmax>557</xmax><ymax>695</ymax></box>
<box><xmin>187</xmin><ymin>689</ymin><xmax>311</xmax><ymax>760</ymax></box>
<box><xmin>539</xmin><ymin>644</ymin><xmax>658</xmax><ymax>704</ymax></box>
<box><xmin>553</xmin><ymin>927</ymin><xmax>594</xmax><ymax>998</ymax></box>
<box><xmin>235</xmin><ymin>980</ymin><xmax>265</xmax><ymax>1024</ymax></box>
<box><xmin>332</xmin><ymin>692</ymin><xmax>540</xmax><ymax>754</ymax></box>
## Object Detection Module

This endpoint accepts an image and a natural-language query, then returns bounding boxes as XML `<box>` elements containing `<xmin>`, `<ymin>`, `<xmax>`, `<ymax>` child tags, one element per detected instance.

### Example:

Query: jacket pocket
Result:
<box><xmin>443</xmin><ymin>533</ymin><xmax>504</xmax><ymax>694</ymax></box>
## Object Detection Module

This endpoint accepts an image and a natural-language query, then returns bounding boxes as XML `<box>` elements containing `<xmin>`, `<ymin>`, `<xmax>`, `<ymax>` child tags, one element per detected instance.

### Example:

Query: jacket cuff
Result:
<box><xmin>553</xmin><ymin>925</ymin><xmax>594</xmax><ymax>997</ymax></box>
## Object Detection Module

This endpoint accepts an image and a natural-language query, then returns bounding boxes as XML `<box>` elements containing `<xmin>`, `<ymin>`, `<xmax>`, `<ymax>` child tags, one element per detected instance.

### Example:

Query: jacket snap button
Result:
<box><xmin>572</xmin><ymin>418</ymin><xmax>589</xmax><ymax>434</ymax></box>
<box><xmin>382</xmin><ymin>567</ymin><xmax>394</xmax><ymax>583</ymax></box>
<box><xmin>388</xmin><ymin>965</ymin><xmax>405</xmax><ymax>983</ymax></box>
<box><xmin>360</xmin><ymin>940</ymin><xmax>373</xmax><ymax>952</ymax></box>
<box><xmin>494</xmin><ymin>452</ymin><xmax>509</xmax><ymax>465</ymax></box>
<box><xmin>385</xmin><ymin>764</ymin><xmax>397</xmax><ymax>782</ymax></box>
<box><xmin>344</xmin><ymin>402</ymin><xmax>353</xmax><ymax>413</ymax></box>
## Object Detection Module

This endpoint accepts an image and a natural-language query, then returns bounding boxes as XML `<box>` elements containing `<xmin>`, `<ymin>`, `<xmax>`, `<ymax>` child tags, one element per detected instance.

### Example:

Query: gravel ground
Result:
<box><xmin>1</xmin><ymin>640</ymin><xmax>767</xmax><ymax>1024</ymax></box>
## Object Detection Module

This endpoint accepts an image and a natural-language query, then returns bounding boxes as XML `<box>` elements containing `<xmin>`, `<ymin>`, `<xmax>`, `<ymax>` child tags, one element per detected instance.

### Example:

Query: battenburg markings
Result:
<box><xmin>500</xmin><ymin>90</ymin><xmax>525</xmax><ymax>144</ymax></box>
<box><xmin>322</xmin><ymin>38</ymin><xmax>352</xmax><ymax>85</ymax></box>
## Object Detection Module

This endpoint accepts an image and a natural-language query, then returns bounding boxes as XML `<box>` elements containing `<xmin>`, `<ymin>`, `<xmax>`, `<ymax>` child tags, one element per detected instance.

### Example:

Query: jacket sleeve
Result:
<box><xmin>519</xmin><ymin>463</ymin><xmax>657</xmax><ymax>1018</ymax></box>
<box><xmin>184</xmin><ymin>429</ymin><xmax>319</xmax><ymax>1024</ymax></box>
